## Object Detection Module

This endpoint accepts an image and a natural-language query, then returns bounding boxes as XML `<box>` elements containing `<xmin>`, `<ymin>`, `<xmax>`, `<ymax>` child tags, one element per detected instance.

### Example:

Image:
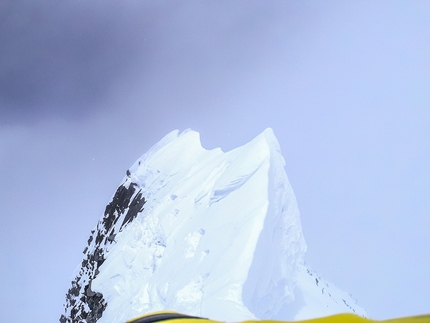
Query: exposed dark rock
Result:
<box><xmin>95</xmin><ymin>231</ymin><xmax>104</xmax><ymax>245</ymax></box>
<box><xmin>86</xmin><ymin>283</ymin><xmax>96</xmax><ymax>297</ymax></box>
<box><xmin>106</xmin><ymin>233</ymin><xmax>116</xmax><ymax>243</ymax></box>
<box><xmin>121</xmin><ymin>191</ymin><xmax>145</xmax><ymax>229</ymax></box>
<box><xmin>69</xmin><ymin>281</ymin><xmax>80</xmax><ymax>297</ymax></box>
<box><xmin>60</xmin><ymin>178</ymin><xmax>147</xmax><ymax>323</ymax></box>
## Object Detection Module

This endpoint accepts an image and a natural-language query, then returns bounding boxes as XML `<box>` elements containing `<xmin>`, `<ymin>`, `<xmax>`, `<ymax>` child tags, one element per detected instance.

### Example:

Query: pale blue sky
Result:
<box><xmin>0</xmin><ymin>1</ymin><xmax>429</xmax><ymax>322</ymax></box>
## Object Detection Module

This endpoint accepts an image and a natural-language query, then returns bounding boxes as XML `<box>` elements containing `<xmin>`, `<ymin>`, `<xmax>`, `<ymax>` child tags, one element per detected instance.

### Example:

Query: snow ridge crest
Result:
<box><xmin>61</xmin><ymin>128</ymin><xmax>365</xmax><ymax>323</ymax></box>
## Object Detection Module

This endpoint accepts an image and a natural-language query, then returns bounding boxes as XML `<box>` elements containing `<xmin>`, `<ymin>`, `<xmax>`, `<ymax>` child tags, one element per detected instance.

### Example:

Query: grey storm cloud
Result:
<box><xmin>0</xmin><ymin>0</ymin><xmax>307</xmax><ymax>124</ymax></box>
<box><xmin>0</xmin><ymin>0</ymin><xmax>158</xmax><ymax>122</ymax></box>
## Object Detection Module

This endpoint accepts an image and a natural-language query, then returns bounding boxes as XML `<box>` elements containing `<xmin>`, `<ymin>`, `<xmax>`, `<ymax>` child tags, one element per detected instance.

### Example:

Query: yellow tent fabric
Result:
<box><xmin>126</xmin><ymin>311</ymin><xmax>430</xmax><ymax>323</ymax></box>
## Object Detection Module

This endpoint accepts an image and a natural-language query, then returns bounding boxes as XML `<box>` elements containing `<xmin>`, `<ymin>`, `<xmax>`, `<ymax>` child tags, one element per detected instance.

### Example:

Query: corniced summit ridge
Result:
<box><xmin>60</xmin><ymin>129</ymin><xmax>366</xmax><ymax>323</ymax></box>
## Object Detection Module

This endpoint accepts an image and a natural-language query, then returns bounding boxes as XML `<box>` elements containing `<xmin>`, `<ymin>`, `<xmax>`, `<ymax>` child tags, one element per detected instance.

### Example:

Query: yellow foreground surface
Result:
<box><xmin>126</xmin><ymin>311</ymin><xmax>430</xmax><ymax>323</ymax></box>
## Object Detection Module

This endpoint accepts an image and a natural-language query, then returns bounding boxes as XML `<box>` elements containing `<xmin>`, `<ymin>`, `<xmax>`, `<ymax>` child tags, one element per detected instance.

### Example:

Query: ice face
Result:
<box><xmin>60</xmin><ymin>128</ymin><xmax>365</xmax><ymax>323</ymax></box>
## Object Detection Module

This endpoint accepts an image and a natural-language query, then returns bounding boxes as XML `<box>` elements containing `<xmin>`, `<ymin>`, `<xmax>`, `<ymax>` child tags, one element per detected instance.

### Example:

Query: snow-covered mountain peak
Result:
<box><xmin>61</xmin><ymin>129</ymin><xmax>366</xmax><ymax>323</ymax></box>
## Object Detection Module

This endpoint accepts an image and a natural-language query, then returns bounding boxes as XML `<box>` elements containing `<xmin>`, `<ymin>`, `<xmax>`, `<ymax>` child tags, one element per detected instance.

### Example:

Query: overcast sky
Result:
<box><xmin>0</xmin><ymin>1</ymin><xmax>429</xmax><ymax>322</ymax></box>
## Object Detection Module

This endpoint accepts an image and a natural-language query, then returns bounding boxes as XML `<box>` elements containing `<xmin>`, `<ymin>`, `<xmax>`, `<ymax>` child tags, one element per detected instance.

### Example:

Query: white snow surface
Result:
<box><xmin>84</xmin><ymin>129</ymin><xmax>365</xmax><ymax>322</ymax></box>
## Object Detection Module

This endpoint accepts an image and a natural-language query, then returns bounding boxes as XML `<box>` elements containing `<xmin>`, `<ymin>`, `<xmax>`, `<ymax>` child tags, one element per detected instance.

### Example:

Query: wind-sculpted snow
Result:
<box><xmin>61</xmin><ymin>128</ymin><xmax>366</xmax><ymax>323</ymax></box>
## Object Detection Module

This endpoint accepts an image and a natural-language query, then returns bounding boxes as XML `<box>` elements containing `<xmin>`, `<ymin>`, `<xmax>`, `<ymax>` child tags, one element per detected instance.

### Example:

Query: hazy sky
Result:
<box><xmin>1</xmin><ymin>1</ymin><xmax>429</xmax><ymax>322</ymax></box>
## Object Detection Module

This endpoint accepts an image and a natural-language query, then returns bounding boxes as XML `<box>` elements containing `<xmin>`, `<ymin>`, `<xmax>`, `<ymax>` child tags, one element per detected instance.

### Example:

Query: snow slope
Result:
<box><xmin>60</xmin><ymin>129</ymin><xmax>366</xmax><ymax>323</ymax></box>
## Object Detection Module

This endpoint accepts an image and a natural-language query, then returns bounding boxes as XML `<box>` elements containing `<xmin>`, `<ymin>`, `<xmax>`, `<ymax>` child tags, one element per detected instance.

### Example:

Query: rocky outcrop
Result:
<box><xmin>60</xmin><ymin>175</ymin><xmax>146</xmax><ymax>323</ymax></box>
